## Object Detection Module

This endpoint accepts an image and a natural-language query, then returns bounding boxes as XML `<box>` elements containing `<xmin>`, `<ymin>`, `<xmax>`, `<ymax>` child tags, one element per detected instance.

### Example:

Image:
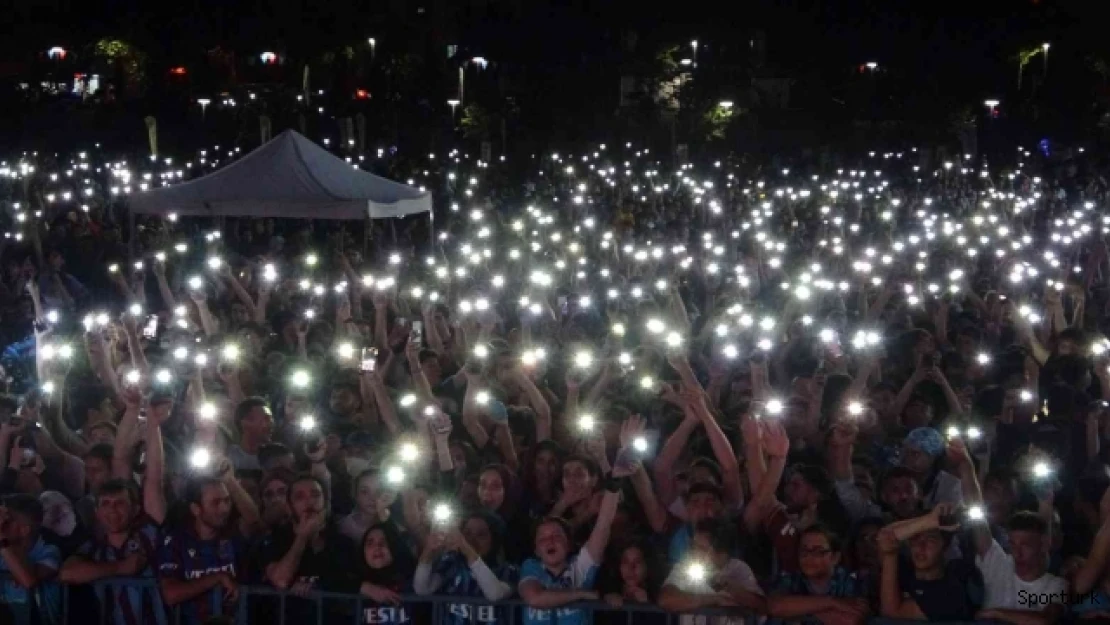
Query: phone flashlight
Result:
<box><xmin>632</xmin><ymin>436</ymin><xmax>649</xmax><ymax>453</ymax></box>
<box><xmin>337</xmin><ymin>342</ymin><xmax>355</xmax><ymax>360</ymax></box>
<box><xmin>385</xmin><ymin>465</ymin><xmax>405</xmax><ymax>485</ymax></box>
<box><xmin>765</xmin><ymin>398</ymin><xmax>784</xmax><ymax>417</ymax></box>
<box><xmin>432</xmin><ymin>503</ymin><xmax>453</xmax><ymax>526</ymax></box>
<box><xmin>578</xmin><ymin>414</ymin><xmax>595</xmax><ymax>432</ymax></box>
<box><xmin>475</xmin><ymin>390</ymin><xmax>490</xmax><ymax>405</ymax></box>
<box><xmin>847</xmin><ymin>401</ymin><xmax>864</xmax><ymax>417</ymax></box>
<box><xmin>198</xmin><ymin>403</ymin><xmax>217</xmax><ymax>421</ymax></box>
<box><xmin>190</xmin><ymin>448</ymin><xmax>211</xmax><ymax>470</ymax></box>
<box><xmin>967</xmin><ymin>505</ymin><xmax>986</xmax><ymax>521</ymax></box>
<box><xmin>290</xmin><ymin>370</ymin><xmax>311</xmax><ymax>389</ymax></box>
<box><xmin>685</xmin><ymin>562</ymin><xmax>707</xmax><ymax>583</ymax></box>
<box><xmin>1032</xmin><ymin>461</ymin><xmax>1052</xmax><ymax>478</ymax></box>
<box><xmin>399</xmin><ymin>442</ymin><xmax>420</xmax><ymax>463</ymax></box>
<box><xmin>222</xmin><ymin>343</ymin><xmax>240</xmax><ymax>362</ymax></box>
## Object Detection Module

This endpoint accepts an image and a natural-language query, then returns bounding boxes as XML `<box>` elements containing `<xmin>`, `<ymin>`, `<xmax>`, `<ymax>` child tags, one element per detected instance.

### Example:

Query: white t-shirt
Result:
<box><xmin>663</xmin><ymin>559</ymin><xmax>763</xmax><ymax>625</ymax></box>
<box><xmin>976</xmin><ymin>539</ymin><xmax>1067</xmax><ymax>610</ymax></box>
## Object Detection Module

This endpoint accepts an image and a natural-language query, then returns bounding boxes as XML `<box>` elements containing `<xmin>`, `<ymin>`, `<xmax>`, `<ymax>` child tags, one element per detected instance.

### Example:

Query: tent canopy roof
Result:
<box><xmin>129</xmin><ymin>130</ymin><xmax>430</xmax><ymax>219</ymax></box>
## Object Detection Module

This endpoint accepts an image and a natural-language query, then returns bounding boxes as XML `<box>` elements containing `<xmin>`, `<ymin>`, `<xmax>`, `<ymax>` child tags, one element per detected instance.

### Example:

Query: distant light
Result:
<box><xmin>1042</xmin><ymin>42</ymin><xmax>1050</xmax><ymax>51</ymax></box>
<box><xmin>865</xmin><ymin>61</ymin><xmax>878</xmax><ymax>70</ymax></box>
<box><xmin>47</xmin><ymin>47</ymin><xmax>66</xmax><ymax>60</ymax></box>
<box><xmin>260</xmin><ymin>51</ymin><xmax>277</xmax><ymax>64</ymax></box>
<box><xmin>719</xmin><ymin>100</ymin><xmax>734</xmax><ymax>109</ymax></box>
<box><xmin>984</xmin><ymin>99</ymin><xmax>1000</xmax><ymax>108</ymax></box>
<box><xmin>169</xmin><ymin>66</ymin><xmax>187</xmax><ymax>76</ymax></box>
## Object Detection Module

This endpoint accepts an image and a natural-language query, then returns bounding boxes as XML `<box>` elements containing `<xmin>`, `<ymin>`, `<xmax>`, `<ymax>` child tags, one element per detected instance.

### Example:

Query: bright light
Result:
<box><xmin>1032</xmin><ymin>462</ymin><xmax>1052</xmax><ymax>478</ymax></box>
<box><xmin>199</xmin><ymin>403</ymin><xmax>217</xmax><ymax>421</ymax></box>
<box><xmin>190</xmin><ymin>448</ymin><xmax>211</xmax><ymax>469</ymax></box>
<box><xmin>968</xmin><ymin>505</ymin><xmax>985</xmax><ymax>521</ymax></box>
<box><xmin>984</xmin><ymin>99</ymin><xmax>1000</xmax><ymax>108</ymax></box>
<box><xmin>719</xmin><ymin>100</ymin><xmax>734</xmax><ymax>109</ymax></box>
<box><xmin>399</xmin><ymin>442</ymin><xmax>420</xmax><ymax>463</ymax></box>
<box><xmin>765</xmin><ymin>399</ymin><xmax>784</xmax><ymax>416</ymax></box>
<box><xmin>299</xmin><ymin>415</ymin><xmax>317</xmax><ymax>431</ymax></box>
<box><xmin>432</xmin><ymin>503</ymin><xmax>453</xmax><ymax>524</ymax></box>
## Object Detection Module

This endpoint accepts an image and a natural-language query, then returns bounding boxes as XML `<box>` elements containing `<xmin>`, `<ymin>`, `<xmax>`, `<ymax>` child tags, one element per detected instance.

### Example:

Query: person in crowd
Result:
<box><xmin>228</xmin><ymin>398</ymin><xmax>275</xmax><ymax>472</ymax></box>
<box><xmin>340</xmin><ymin>469</ymin><xmax>397</xmax><ymax>545</ymax></box>
<box><xmin>659</xmin><ymin>517</ymin><xmax>766</xmax><ymax>624</ymax></box>
<box><xmin>518</xmin><ymin>466</ymin><xmax>621</xmax><ymax>624</ymax></box>
<box><xmin>157</xmin><ymin>467</ymin><xmax>258</xmax><ymax>624</ymax></box>
<box><xmin>876</xmin><ymin>503</ymin><xmax>983</xmax><ymax>621</ymax></box>
<box><xmin>60</xmin><ymin>479</ymin><xmax>166</xmax><ymax>625</ymax></box>
<box><xmin>0</xmin><ymin>494</ymin><xmax>62</xmax><ymax>625</ymax></box>
<box><xmin>357</xmin><ymin>521</ymin><xmax>417</xmax><ymax>624</ymax></box>
<box><xmin>767</xmin><ymin>524</ymin><xmax>870</xmax><ymax>625</ymax></box>
<box><xmin>414</xmin><ymin>510</ymin><xmax>517</xmax><ymax>624</ymax></box>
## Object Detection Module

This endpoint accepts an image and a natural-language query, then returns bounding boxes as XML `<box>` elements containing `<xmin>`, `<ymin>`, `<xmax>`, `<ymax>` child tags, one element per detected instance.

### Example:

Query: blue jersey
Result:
<box><xmin>0</xmin><ymin>537</ymin><xmax>62</xmax><ymax>625</ymax></box>
<box><xmin>436</xmin><ymin>552</ymin><xmax>518</xmax><ymax>625</ymax></box>
<box><xmin>76</xmin><ymin>521</ymin><xmax>168</xmax><ymax>625</ymax></box>
<box><xmin>519</xmin><ymin>549</ymin><xmax>598</xmax><ymax>625</ymax></box>
<box><xmin>156</xmin><ymin>527</ymin><xmax>246</xmax><ymax>625</ymax></box>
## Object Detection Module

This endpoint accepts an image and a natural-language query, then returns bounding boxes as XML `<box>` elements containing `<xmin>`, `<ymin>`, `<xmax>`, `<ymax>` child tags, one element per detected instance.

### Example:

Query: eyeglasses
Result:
<box><xmin>799</xmin><ymin>548</ymin><xmax>834</xmax><ymax>558</ymax></box>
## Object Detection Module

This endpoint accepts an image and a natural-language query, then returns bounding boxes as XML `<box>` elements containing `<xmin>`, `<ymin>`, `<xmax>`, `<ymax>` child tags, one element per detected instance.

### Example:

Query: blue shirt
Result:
<box><xmin>0</xmin><ymin>536</ymin><xmax>62</xmax><ymax>625</ymax></box>
<box><xmin>435</xmin><ymin>552</ymin><xmax>518</xmax><ymax>625</ymax></box>
<box><xmin>769</xmin><ymin>567</ymin><xmax>862</xmax><ymax>625</ymax></box>
<box><xmin>156</xmin><ymin>527</ymin><xmax>246</xmax><ymax>625</ymax></box>
<box><xmin>76</xmin><ymin>521</ymin><xmax>167</xmax><ymax>625</ymax></box>
<box><xmin>519</xmin><ymin>549</ymin><xmax>598</xmax><ymax>625</ymax></box>
<box><xmin>668</xmin><ymin>525</ymin><xmax>692</xmax><ymax>564</ymax></box>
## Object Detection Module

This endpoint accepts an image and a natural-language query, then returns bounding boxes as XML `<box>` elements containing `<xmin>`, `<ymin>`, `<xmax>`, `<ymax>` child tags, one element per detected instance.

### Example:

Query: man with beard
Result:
<box><xmin>157</xmin><ymin>462</ymin><xmax>259</xmax><ymax>624</ymax></box>
<box><xmin>263</xmin><ymin>475</ymin><xmax>359</xmax><ymax>595</ymax></box>
<box><xmin>60</xmin><ymin>479</ymin><xmax>167</xmax><ymax>625</ymax></box>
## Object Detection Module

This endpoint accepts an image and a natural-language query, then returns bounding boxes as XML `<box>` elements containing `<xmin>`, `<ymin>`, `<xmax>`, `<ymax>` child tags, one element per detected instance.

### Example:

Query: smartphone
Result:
<box><xmin>360</xmin><ymin>347</ymin><xmax>378</xmax><ymax>373</ymax></box>
<box><xmin>142</xmin><ymin>315</ymin><xmax>159</xmax><ymax>340</ymax></box>
<box><xmin>557</xmin><ymin>296</ymin><xmax>568</xmax><ymax>315</ymax></box>
<box><xmin>411</xmin><ymin>320</ymin><xmax>424</xmax><ymax>346</ymax></box>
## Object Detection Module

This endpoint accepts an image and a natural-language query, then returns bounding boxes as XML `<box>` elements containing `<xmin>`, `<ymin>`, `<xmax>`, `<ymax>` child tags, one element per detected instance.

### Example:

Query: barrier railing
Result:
<box><xmin>1</xmin><ymin>576</ymin><xmax>753</xmax><ymax>625</ymax></box>
<box><xmin>0</xmin><ymin>575</ymin><xmax>999</xmax><ymax>625</ymax></box>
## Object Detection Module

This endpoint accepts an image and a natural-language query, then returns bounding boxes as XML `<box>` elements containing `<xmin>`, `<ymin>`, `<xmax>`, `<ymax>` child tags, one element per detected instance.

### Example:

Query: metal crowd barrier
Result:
<box><xmin>0</xmin><ymin>576</ymin><xmax>997</xmax><ymax>625</ymax></box>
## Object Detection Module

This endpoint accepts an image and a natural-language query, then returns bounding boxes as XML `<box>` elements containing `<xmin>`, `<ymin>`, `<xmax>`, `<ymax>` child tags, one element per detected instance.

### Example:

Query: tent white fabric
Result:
<box><xmin>128</xmin><ymin>129</ymin><xmax>431</xmax><ymax>220</ymax></box>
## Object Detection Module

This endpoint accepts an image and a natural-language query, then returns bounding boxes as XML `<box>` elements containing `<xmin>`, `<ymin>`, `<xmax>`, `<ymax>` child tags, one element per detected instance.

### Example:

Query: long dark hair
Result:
<box><xmin>358</xmin><ymin>522</ymin><xmax>415</xmax><ymax>588</ymax></box>
<box><xmin>600</xmin><ymin>538</ymin><xmax>662</xmax><ymax>601</ymax></box>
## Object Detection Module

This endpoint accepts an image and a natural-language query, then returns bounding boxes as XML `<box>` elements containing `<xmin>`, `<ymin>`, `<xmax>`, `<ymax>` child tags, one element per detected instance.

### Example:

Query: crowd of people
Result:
<box><xmin>0</xmin><ymin>138</ymin><xmax>1108</xmax><ymax>625</ymax></box>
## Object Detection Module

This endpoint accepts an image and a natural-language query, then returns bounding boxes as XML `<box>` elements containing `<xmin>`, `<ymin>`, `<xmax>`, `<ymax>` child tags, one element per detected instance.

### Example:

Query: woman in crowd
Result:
<box><xmin>413</xmin><ymin>510</ymin><xmax>517</xmax><ymax>624</ymax></box>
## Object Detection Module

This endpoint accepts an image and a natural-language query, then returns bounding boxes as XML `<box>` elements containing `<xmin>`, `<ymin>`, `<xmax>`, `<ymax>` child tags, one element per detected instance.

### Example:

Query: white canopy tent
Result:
<box><xmin>128</xmin><ymin>129</ymin><xmax>431</xmax><ymax>220</ymax></box>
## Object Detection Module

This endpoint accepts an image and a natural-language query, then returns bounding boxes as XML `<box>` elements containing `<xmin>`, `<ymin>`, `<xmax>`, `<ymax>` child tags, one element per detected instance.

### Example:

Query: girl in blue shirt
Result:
<box><xmin>414</xmin><ymin>510</ymin><xmax>518</xmax><ymax>624</ymax></box>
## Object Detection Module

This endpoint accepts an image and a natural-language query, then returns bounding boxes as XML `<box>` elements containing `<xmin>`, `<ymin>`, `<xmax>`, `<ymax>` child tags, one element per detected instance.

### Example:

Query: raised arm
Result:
<box><xmin>684</xmin><ymin>388</ymin><xmax>743</xmax><ymax>509</ymax></box>
<box><xmin>584</xmin><ymin>487</ymin><xmax>621</xmax><ymax>562</ymax></box>
<box><xmin>743</xmin><ymin>421</ymin><xmax>788</xmax><ymax>534</ymax></box>
<box><xmin>144</xmin><ymin>401</ymin><xmax>169</xmax><ymax>525</ymax></box>
<box><xmin>653</xmin><ymin>392</ymin><xmax>700</xmax><ymax>507</ymax></box>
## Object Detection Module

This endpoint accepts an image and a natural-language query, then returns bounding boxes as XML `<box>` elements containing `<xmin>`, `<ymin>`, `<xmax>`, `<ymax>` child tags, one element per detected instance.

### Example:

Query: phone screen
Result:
<box><xmin>361</xmin><ymin>347</ymin><xmax>379</xmax><ymax>372</ymax></box>
<box><xmin>411</xmin><ymin>320</ymin><xmax>424</xmax><ymax>346</ymax></box>
<box><xmin>142</xmin><ymin>315</ymin><xmax>159</xmax><ymax>340</ymax></box>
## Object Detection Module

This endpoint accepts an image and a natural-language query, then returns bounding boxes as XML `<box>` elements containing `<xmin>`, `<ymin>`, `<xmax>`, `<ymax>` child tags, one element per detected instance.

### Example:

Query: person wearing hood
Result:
<box><xmin>358</xmin><ymin>521</ymin><xmax>417</xmax><ymax>624</ymax></box>
<box><xmin>900</xmin><ymin>427</ymin><xmax>963</xmax><ymax>509</ymax></box>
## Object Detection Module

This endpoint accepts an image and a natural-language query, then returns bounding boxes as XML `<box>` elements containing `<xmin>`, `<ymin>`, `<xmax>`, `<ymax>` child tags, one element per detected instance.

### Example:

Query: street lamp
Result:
<box><xmin>197</xmin><ymin>98</ymin><xmax>211</xmax><ymax>121</ymax></box>
<box><xmin>447</xmin><ymin>99</ymin><xmax>460</xmax><ymax>118</ymax></box>
<box><xmin>691</xmin><ymin>39</ymin><xmax>698</xmax><ymax>66</ymax></box>
<box><xmin>865</xmin><ymin>61</ymin><xmax>878</xmax><ymax>72</ymax></box>
<box><xmin>368</xmin><ymin>38</ymin><xmax>376</xmax><ymax>61</ymax></box>
<box><xmin>1042</xmin><ymin>42</ymin><xmax>1050</xmax><ymax>77</ymax></box>
<box><xmin>458</xmin><ymin>56</ymin><xmax>489</xmax><ymax>106</ymax></box>
<box><xmin>984</xmin><ymin>99</ymin><xmax>1000</xmax><ymax>115</ymax></box>
<box><xmin>719</xmin><ymin>100</ymin><xmax>734</xmax><ymax>109</ymax></box>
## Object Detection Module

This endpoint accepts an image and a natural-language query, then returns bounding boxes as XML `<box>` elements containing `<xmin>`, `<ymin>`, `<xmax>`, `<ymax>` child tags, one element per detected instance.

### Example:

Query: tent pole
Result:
<box><xmin>128</xmin><ymin>208</ymin><xmax>136</xmax><ymax>263</ymax></box>
<box><xmin>363</xmin><ymin>216</ymin><xmax>370</xmax><ymax>258</ymax></box>
<box><xmin>428</xmin><ymin>209</ymin><xmax>435</xmax><ymax>249</ymax></box>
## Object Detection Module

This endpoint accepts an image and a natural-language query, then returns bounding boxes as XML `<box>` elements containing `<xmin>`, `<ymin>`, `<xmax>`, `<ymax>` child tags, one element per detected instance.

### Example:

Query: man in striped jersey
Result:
<box><xmin>59</xmin><ymin>479</ymin><xmax>167</xmax><ymax>625</ymax></box>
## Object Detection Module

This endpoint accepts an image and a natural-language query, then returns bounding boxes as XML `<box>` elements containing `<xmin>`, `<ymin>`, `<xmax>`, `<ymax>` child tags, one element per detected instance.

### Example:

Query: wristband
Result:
<box><xmin>603</xmin><ymin>477</ymin><xmax>622</xmax><ymax>493</ymax></box>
